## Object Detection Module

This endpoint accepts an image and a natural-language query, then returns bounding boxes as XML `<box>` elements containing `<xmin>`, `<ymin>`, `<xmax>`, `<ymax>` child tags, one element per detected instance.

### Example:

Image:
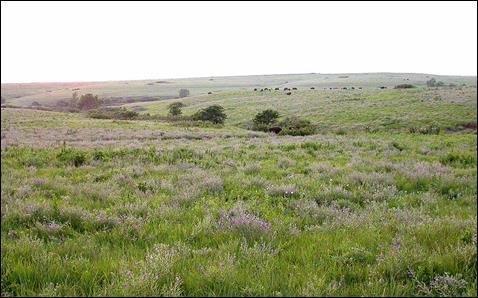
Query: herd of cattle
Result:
<box><xmin>205</xmin><ymin>86</ymin><xmax>390</xmax><ymax>96</ymax></box>
<box><xmin>250</xmin><ymin>86</ymin><xmax>377</xmax><ymax>95</ymax></box>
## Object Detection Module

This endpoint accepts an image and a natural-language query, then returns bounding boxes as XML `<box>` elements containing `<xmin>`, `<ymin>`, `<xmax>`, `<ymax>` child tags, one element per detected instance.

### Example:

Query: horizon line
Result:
<box><xmin>1</xmin><ymin>71</ymin><xmax>477</xmax><ymax>85</ymax></box>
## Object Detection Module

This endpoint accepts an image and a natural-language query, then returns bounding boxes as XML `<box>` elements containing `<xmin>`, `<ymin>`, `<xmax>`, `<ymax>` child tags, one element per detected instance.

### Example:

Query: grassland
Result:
<box><xmin>1</xmin><ymin>75</ymin><xmax>477</xmax><ymax>296</ymax></box>
<box><xmin>2</xmin><ymin>72</ymin><xmax>476</xmax><ymax>107</ymax></box>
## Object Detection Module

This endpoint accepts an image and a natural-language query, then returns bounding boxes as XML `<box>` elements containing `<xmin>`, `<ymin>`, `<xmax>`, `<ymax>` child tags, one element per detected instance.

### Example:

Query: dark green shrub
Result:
<box><xmin>168</xmin><ymin>102</ymin><xmax>184</xmax><ymax>116</ymax></box>
<box><xmin>278</xmin><ymin>117</ymin><xmax>316</xmax><ymax>136</ymax></box>
<box><xmin>88</xmin><ymin>108</ymin><xmax>138</xmax><ymax>120</ymax></box>
<box><xmin>253</xmin><ymin>109</ymin><xmax>280</xmax><ymax>126</ymax></box>
<box><xmin>394</xmin><ymin>84</ymin><xmax>416</xmax><ymax>89</ymax></box>
<box><xmin>57</xmin><ymin>148</ymin><xmax>87</xmax><ymax>167</ymax></box>
<box><xmin>192</xmin><ymin>105</ymin><xmax>227</xmax><ymax>124</ymax></box>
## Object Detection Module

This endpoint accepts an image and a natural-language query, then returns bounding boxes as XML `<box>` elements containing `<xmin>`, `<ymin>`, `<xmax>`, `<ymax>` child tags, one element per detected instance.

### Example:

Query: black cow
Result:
<box><xmin>268</xmin><ymin>127</ymin><xmax>282</xmax><ymax>134</ymax></box>
<box><xmin>208</xmin><ymin>92</ymin><xmax>212</xmax><ymax>94</ymax></box>
<box><xmin>284</xmin><ymin>88</ymin><xmax>289</xmax><ymax>91</ymax></box>
<box><xmin>310</xmin><ymin>87</ymin><xmax>315</xmax><ymax>90</ymax></box>
<box><xmin>292</xmin><ymin>87</ymin><xmax>297</xmax><ymax>90</ymax></box>
<box><xmin>254</xmin><ymin>88</ymin><xmax>258</xmax><ymax>91</ymax></box>
<box><xmin>286</xmin><ymin>92</ymin><xmax>292</xmax><ymax>95</ymax></box>
<box><xmin>275</xmin><ymin>88</ymin><xmax>279</xmax><ymax>90</ymax></box>
<box><xmin>379</xmin><ymin>86</ymin><xmax>387</xmax><ymax>89</ymax></box>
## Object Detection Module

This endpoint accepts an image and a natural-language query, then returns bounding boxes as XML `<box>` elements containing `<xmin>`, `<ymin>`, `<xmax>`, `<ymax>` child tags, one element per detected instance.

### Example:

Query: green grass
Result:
<box><xmin>1</xmin><ymin>82</ymin><xmax>477</xmax><ymax>296</ymax></box>
<box><xmin>126</xmin><ymin>87</ymin><xmax>477</xmax><ymax>134</ymax></box>
<box><xmin>2</xmin><ymin>72</ymin><xmax>476</xmax><ymax>107</ymax></box>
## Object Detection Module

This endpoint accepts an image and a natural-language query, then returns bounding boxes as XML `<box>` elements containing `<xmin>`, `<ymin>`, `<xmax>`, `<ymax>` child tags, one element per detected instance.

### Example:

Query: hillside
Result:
<box><xmin>2</xmin><ymin>72</ymin><xmax>476</xmax><ymax>107</ymax></box>
<box><xmin>1</xmin><ymin>75</ymin><xmax>477</xmax><ymax>296</ymax></box>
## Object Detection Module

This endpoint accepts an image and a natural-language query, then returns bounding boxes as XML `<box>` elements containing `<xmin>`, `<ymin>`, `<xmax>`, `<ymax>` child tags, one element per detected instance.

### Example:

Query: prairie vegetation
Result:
<box><xmin>1</xmin><ymin>73</ymin><xmax>477</xmax><ymax>296</ymax></box>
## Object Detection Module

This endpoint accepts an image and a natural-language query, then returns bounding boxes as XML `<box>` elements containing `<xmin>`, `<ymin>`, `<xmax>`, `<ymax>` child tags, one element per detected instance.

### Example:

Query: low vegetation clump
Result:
<box><xmin>252</xmin><ymin>109</ymin><xmax>280</xmax><ymax>131</ymax></box>
<box><xmin>394</xmin><ymin>84</ymin><xmax>416</xmax><ymax>89</ymax></box>
<box><xmin>168</xmin><ymin>102</ymin><xmax>185</xmax><ymax>117</ymax></box>
<box><xmin>192</xmin><ymin>105</ymin><xmax>227</xmax><ymax>124</ymax></box>
<box><xmin>179</xmin><ymin>89</ymin><xmax>190</xmax><ymax>98</ymax></box>
<box><xmin>278</xmin><ymin>116</ymin><xmax>316</xmax><ymax>136</ymax></box>
<box><xmin>88</xmin><ymin>107</ymin><xmax>139</xmax><ymax>120</ymax></box>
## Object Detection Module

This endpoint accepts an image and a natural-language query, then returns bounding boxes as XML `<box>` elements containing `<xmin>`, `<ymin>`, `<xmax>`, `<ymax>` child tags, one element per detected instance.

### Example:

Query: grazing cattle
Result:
<box><xmin>268</xmin><ymin>126</ymin><xmax>282</xmax><ymax>134</ymax></box>
<box><xmin>254</xmin><ymin>88</ymin><xmax>258</xmax><ymax>91</ymax></box>
<box><xmin>260</xmin><ymin>89</ymin><xmax>264</xmax><ymax>92</ymax></box>
<box><xmin>284</xmin><ymin>88</ymin><xmax>289</xmax><ymax>91</ymax></box>
<box><xmin>310</xmin><ymin>87</ymin><xmax>315</xmax><ymax>90</ymax></box>
<box><xmin>358</xmin><ymin>87</ymin><xmax>362</xmax><ymax>89</ymax></box>
<box><xmin>379</xmin><ymin>86</ymin><xmax>387</xmax><ymax>89</ymax></box>
<box><xmin>286</xmin><ymin>92</ymin><xmax>292</xmax><ymax>95</ymax></box>
<box><xmin>342</xmin><ymin>87</ymin><xmax>347</xmax><ymax>90</ymax></box>
<box><xmin>351</xmin><ymin>87</ymin><xmax>355</xmax><ymax>90</ymax></box>
<box><xmin>208</xmin><ymin>92</ymin><xmax>212</xmax><ymax>94</ymax></box>
<box><xmin>292</xmin><ymin>87</ymin><xmax>297</xmax><ymax>90</ymax></box>
<box><xmin>275</xmin><ymin>88</ymin><xmax>279</xmax><ymax>90</ymax></box>
<box><xmin>329</xmin><ymin>88</ymin><xmax>333</xmax><ymax>90</ymax></box>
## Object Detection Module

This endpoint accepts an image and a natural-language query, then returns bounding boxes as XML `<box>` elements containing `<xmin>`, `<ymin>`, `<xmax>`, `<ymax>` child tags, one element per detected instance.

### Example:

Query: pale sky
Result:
<box><xmin>1</xmin><ymin>1</ymin><xmax>477</xmax><ymax>83</ymax></box>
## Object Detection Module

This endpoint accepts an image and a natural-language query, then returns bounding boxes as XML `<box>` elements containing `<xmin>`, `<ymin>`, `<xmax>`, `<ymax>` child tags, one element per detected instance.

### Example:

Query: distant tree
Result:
<box><xmin>436</xmin><ymin>81</ymin><xmax>445</xmax><ymax>87</ymax></box>
<box><xmin>70</xmin><ymin>91</ymin><xmax>80</xmax><ymax>107</ymax></box>
<box><xmin>168</xmin><ymin>102</ymin><xmax>184</xmax><ymax>116</ymax></box>
<box><xmin>253</xmin><ymin>109</ymin><xmax>280</xmax><ymax>126</ymax></box>
<box><xmin>78</xmin><ymin>93</ymin><xmax>101</xmax><ymax>110</ymax></box>
<box><xmin>193</xmin><ymin>105</ymin><xmax>227</xmax><ymax>124</ymax></box>
<box><xmin>426</xmin><ymin>78</ymin><xmax>437</xmax><ymax>87</ymax></box>
<box><xmin>179</xmin><ymin>89</ymin><xmax>190</xmax><ymax>98</ymax></box>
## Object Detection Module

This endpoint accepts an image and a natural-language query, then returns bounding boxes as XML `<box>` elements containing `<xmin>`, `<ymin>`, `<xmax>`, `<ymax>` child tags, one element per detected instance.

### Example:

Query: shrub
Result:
<box><xmin>426</xmin><ymin>78</ymin><xmax>437</xmax><ymax>87</ymax></box>
<box><xmin>78</xmin><ymin>93</ymin><xmax>102</xmax><ymax>110</ymax></box>
<box><xmin>88</xmin><ymin>107</ymin><xmax>138</xmax><ymax>120</ymax></box>
<box><xmin>394</xmin><ymin>84</ymin><xmax>416</xmax><ymax>89</ymax></box>
<box><xmin>278</xmin><ymin>117</ymin><xmax>316</xmax><ymax>136</ymax></box>
<box><xmin>178</xmin><ymin>89</ymin><xmax>190</xmax><ymax>98</ymax></box>
<box><xmin>253</xmin><ymin>109</ymin><xmax>280</xmax><ymax>126</ymax></box>
<box><xmin>192</xmin><ymin>105</ymin><xmax>227</xmax><ymax>124</ymax></box>
<box><xmin>168</xmin><ymin>102</ymin><xmax>184</xmax><ymax>117</ymax></box>
<box><xmin>57</xmin><ymin>148</ymin><xmax>87</xmax><ymax>167</ymax></box>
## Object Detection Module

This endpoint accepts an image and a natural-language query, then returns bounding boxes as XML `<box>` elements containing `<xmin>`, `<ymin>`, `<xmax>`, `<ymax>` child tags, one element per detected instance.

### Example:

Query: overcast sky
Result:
<box><xmin>1</xmin><ymin>1</ymin><xmax>477</xmax><ymax>83</ymax></box>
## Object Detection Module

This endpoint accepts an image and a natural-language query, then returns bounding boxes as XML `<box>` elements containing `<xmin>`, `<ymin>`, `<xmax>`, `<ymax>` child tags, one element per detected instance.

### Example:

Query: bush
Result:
<box><xmin>57</xmin><ymin>148</ymin><xmax>87</xmax><ymax>167</ymax></box>
<box><xmin>179</xmin><ymin>89</ymin><xmax>190</xmax><ymax>98</ymax></box>
<box><xmin>78</xmin><ymin>94</ymin><xmax>102</xmax><ymax>110</ymax></box>
<box><xmin>88</xmin><ymin>107</ymin><xmax>138</xmax><ymax>120</ymax></box>
<box><xmin>253</xmin><ymin>109</ymin><xmax>279</xmax><ymax>126</ymax></box>
<box><xmin>394</xmin><ymin>84</ymin><xmax>416</xmax><ymax>89</ymax></box>
<box><xmin>278</xmin><ymin>117</ymin><xmax>316</xmax><ymax>136</ymax></box>
<box><xmin>168</xmin><ymin>102</ymin><xmax>184</xmax><ymax>116</ymax></box>
<box><xmin>192</xmin><ymin>105</ymin><xmax>227</xmax><ymax>124</ymax></box>
<box><xmin>426</xmin><ymin>78</ymin><xmax>437</xmax><ymax>87</ymax></box>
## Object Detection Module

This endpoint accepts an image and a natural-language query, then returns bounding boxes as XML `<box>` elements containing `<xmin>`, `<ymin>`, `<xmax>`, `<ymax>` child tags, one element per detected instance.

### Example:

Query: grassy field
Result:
<box><xmin>1</xmin><ymin>77</ymin><xmax>477</xmax><ymax>296</ymax></box>
<box><xmin>2</xmin><ymin>72</ymin><xmax>476</xmax><ymax>107</ymax></box>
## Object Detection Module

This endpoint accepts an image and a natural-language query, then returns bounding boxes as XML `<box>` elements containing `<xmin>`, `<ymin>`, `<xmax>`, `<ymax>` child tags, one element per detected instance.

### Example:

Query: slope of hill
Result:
<box><xmin>2</xmin><ymin>72</ymin><xmax>476</xmax><ymax>107</ymax></box>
